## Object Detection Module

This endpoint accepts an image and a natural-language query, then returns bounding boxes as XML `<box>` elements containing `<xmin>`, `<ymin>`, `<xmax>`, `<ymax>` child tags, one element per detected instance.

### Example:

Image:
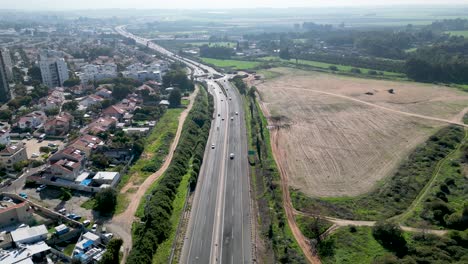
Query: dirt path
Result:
<box><xmin>285</xmin><ymin>87</ymin><xmax>468</xmax><ymax>128</ymax></box>
<box><xmin>269</xmin><ymin>126</ymin><xmax>322</xmax><ymax>264</ymax></box>
<box><xmin>108</xmin><ymin>86</ymin><xmax>199</xmax><ymax>263</ymax></box>
<box><xmin>294</xmin><ymin>209</ymin><xmax>448</xmax><ymax>237</ymax></box>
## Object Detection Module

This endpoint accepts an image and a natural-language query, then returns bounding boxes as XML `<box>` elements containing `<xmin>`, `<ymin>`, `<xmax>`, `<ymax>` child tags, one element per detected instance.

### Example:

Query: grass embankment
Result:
<box><xmin>320</xmin><ymin>226</ymin><xmax>468</xmax><ymax>264</ymax></box>
<box><xmin>239</xmin><ymin>80</ymin><xmax>306</xmax><ymax>263</ymax></box>
<box><xmin>186</xmin><ymin>41</ymin><xmax>236</xmax><ymax>48</ymax></box>
<box><xmin>292</xmin><ymin>126</ymin><xmax>465</xmax><ymax>221</ymax></box>
<box><xmin>111</xmin><ymin>108</ymin><xmax>183</xmax><ymax>214</ymax></box>
<box><xmin>200</xmin><ymin>57</ymin><xmax>261</xmax><ymax>70</ymax></box>
<box><xmin>126</xmin><ymin>86</ymin><xmax>213</xmax><ymax>264</ymax></box>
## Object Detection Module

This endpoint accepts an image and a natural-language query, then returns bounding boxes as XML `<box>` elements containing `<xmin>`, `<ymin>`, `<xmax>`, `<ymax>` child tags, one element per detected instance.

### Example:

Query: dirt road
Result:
<box><xmin>107</xmin><ymin>86</ymin><xmax>199</xmax><ymax>263</ymax></box>
<box><xmin>270</xmin><ymin>126</ymin><xmax>322</xmax><ymax>264</ymax></box>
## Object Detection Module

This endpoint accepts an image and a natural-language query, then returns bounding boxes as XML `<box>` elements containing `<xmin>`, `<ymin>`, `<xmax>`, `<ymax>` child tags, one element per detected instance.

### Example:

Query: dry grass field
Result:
<box><xmin>256</xmin><ymin>68</ymin><xmax>468</xmax><ymax>197</ymax></box>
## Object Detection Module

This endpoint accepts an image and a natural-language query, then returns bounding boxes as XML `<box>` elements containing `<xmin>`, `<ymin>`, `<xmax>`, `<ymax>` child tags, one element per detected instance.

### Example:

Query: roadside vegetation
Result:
<box><xmin>403</xmin><ymin>131</ymin><xmax>468</xmax><ymax>231</ymax></box>
<box><xmin>126</xmin><ymin>86</ymin><xmax>213</xmax><ymax>264</ymax></box>
<box><xmin>200</xmin><ymin>57</ymin><xmax>261</xmax><ymax>70</ymax></box>
<box><xmin>319</xmin><ymin>224</ymin><xmax>468</xmax><ymax>264</ymax></box>
<box><xmin>292</xmin><ymin>126</ymin><xmax>465</xmax><ymax>221</ymax></box>
<box><xmin>235</xmin><ymin>76</ymin><xmax>306</xmax><ymax>263</ymax></box>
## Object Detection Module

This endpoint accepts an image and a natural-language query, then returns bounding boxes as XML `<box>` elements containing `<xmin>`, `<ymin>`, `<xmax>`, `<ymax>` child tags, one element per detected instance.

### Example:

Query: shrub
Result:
<box><xmin>372</xmin><ymin>221</ymin><xmax>407</xmax><ymax>256</ymax></box>
<box><xmin>94</xmin><ymin>188</ymin><xmax>117</xmax><ymax>215</ymax></box>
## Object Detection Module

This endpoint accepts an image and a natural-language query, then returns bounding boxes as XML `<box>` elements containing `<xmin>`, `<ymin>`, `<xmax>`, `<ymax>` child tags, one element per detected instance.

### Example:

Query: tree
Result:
<box><xmin>169</xmin><ymin>88</ymin><xmax>182</xmax><ymax>108</ymax></box>
<box><xmin>0</xmin><ymin>109</ymin><xmax>12</xmax><ymax>121</ymax></box>
<box><xmin>91</xmin><ymin>153</ymin><xmax>110</xmax><ymax>169</ymax></box>
<box><xmin>28</xmin><ymin>66</ymin><xmax>42</xmax><ymax>82</ymax></box>
<box><xmin>14</xmin><ymin>84</ymin><xmax>28</xmax><ymax>96</ymax></box>
<box><xmin>30</xmin><ymin>84</ymin><xmax>48</xmax><ymax>100</ymax></box>
<box><xmin>99</xmin><ymin>238</ymin><xmax>123</xmax><ymax>264</ymax></box>
<box><xmin>372</xmin><ymin>221</ymin><xmax>407</xmax><ymax>256</ymax></box>
<box><xmin>94</xmin><ymin>188</ymin><xmax>117</xmax><ymax>215</ymax></box>
<box><xmin>63</xmin><ymin>78</ymin><xmax>81</xmax><ymax>87</ymax></box>
<box><xmin>13</xmin><ymin>160</ymin><xmax>29</xmax><ymax>172</ymax></box>
<box><xmin>279</xmin><ymin>47</ymin><xmax>291</xmax><ymax>60</ymax></box>
<box><xmin>62</xmin><ymin>101</ymin><xmax>78</xmax><ymax>112</ymax></box>
<box><xmin>59</xmin><ymin>188</ymin><xmax>72</xmax><ymax>201</ymax></box>
<box><xmin>112</xmin><ymin>84</ymin><xmax>132</xmax><ymax>100</ymax></box>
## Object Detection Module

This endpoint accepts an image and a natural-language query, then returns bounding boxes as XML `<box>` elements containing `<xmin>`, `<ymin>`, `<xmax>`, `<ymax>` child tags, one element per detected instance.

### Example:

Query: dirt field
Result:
<box><xmin>255</xmin><ymin>68</ymin><xmax>468</xmax><ymax>197</ymax></box>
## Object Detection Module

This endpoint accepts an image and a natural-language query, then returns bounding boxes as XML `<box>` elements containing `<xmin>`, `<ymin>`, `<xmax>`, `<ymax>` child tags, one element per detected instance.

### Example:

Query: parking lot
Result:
<box><xmin>17</xmin><ymin>138</ymin><xmax>65</xmax><ymax>159</ymax></box>
<box><xmin>19</xmin><ymin>183</ymin><xmax>95</xmax><ymax>222</ymax></box>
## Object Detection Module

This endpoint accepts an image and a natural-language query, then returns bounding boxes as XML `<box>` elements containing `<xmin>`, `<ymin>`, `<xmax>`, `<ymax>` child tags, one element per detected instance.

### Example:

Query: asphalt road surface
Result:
<box><xmin>115</xmin><ymin>26</ymin><xmax>252</xmax><ymax>264</ymax></box>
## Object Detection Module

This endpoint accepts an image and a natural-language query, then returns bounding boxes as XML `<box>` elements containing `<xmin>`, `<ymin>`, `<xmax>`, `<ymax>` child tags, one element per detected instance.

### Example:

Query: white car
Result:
<box><xmin>230</xmin><ymin>117</ymin><xmax>234</xmax><ymax>121</ymax></box>
<box><xmin>91</xmin><ymin>224</ymin><xmax>98</xmax><ymax>232</ymax></box>
<box><xmin>83</xmin><ymin>220</ymin><xmax>91</xmax><ymax>226</ymax></box>
<box><xmin>31</xmin><ymin>153</ymin><xmax>39</xmax><ymax>158</ymax></box>
<box><xmin>36</xmin><ymin>185</ymin><xmax>46</xmax><ymax>192</ymax></box>
<box><xmin>103</xmin><ymin>233</ymin><xmax>114</xmax><ymax>240</ymax></box>
<box><xmin>211</xmin><ymin>144</ymin><xmax>215</xmax><ymax>149</ymax></box>
<box><xmin>58</xmin><ymin>208</ymin><xmax>67</xmax><ymax>215</ymax></box>
<box><xmin>235</xmin><ymin>112</ymin><xmax>239</xmax><ymax>115</ymax></box>
<box><xmin>229</xmin><ymin>153</ymin><xmax>235</xmax><ymax>159</ymax></box>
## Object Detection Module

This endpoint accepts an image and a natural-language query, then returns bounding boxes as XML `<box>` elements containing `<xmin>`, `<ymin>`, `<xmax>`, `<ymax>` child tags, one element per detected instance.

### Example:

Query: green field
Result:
<box><xmin>259</xmin><ymin>56</ymin><xmax>404</xmax><ymax>78</ymax></box>
<box><xmin>200</xmin><ymin>57</ymin><xmax>261</xmax><ymax>70</ymax></box>
<box><xmin>446</xmin><ymin>30</ymin><xmax>468</xmax><ymax>38</ymax></box>
<box><xmin>320</xmin><ymin>226</ymin><xmax>468</xmax><ymax>264</ymax></box>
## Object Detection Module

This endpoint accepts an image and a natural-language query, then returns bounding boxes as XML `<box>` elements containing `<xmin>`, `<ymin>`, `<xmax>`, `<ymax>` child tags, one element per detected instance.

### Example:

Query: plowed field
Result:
<box><xmin>256</xmin><ymin>68</ymin><xmax>468</xmax><ymax>197</ymax></box>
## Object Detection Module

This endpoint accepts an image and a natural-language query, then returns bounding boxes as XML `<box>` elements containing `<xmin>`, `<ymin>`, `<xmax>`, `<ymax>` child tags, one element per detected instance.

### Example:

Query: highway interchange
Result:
<box><xmin>115</xmin><ymin>26</ymin><xmax>252</xmax><ymax>264</ymax></box>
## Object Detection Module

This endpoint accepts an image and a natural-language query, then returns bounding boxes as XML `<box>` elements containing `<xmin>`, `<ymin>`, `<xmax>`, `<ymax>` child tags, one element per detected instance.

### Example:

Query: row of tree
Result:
<box><xmin>126</xmin><ymin>86</ymin><xmax>214</xmax><ymax>263</ymax></box>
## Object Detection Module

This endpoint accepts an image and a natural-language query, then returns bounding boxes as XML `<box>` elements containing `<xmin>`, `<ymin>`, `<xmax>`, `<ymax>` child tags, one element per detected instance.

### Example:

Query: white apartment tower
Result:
<box><xmin>39</xmin><ymin>50</ymin><xmax>69</xmax><ymax>88</ymax></box>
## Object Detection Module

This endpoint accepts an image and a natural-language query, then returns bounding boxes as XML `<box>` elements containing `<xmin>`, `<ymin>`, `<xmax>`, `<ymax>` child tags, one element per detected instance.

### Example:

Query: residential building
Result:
<box><xmin>1</xmin><ymin>48</ymin><xmax>13</xmax><ymax>81</ymax></box>
<box><xmin>38</xmin><ymin>50</ymin><xmax>69</xmax><ymax>88</ymax></box>
<box><xmin>17</xmin><ymin>111</ymin><xmax>47</xmax><ymax>129</ymax></box>
<box><xmin>122</xmin><ymin>63</ymin><xmax>163</xmax><ymax>82</ymax></box>
<box><xmin>77</xmin><ymin>63</ymin><xmax>117</xmax><ymax>84</ymax></box>
<box><xmin>39</xmin><ymin>90</ymin><xmax>65</xmax><ymax>110</ymax></box>
<box><xmin>10</xmin><ymin>225</ymin><xmax>48</xmax><ymax>244</ymax></box>
<box><xmin>95</xmin><ymin>87</ymin><xmax>112</xmax><ymax>98</ymax></box>
<box><xmin>86</xmin><ymin>116</ymin><xmax>117</xmax><ymax>134</ymax></box>
<box><xmin>79</xmin><ymin>94</ymin><xmax>104</xmax><ymax>110</ymax></box>
<box><xmin>0</xmin><ymin>49</ymin><xmax>11</xmax><ymax>103</ymax></box>
<box><xmin>102</xmin><ymin>105</ymin><xmax>126</xmax><ymax>120</ymax></box>
<box><xmin>0</xmin><ymin>201</ymin><xmax>34</xmax><ymax>228</ymax></box>
<box><xmin>49</xmin><ymin>159</ymin><xmax>82</xmax><ymax>181</ymax></box>
<box><xmin>44</xmin><ymin>112</ymin><xmax>74</xmax><ymax>136</ymax></box>
<box><xmin>49</xmin><ymin>147</ymin><xmax>86</xmax><ymax>168</ymax></box>
<box><xmin>92</xmin><ymin>171</ymin><xmax>121</xmax><ymax>188</ymax></box>
<box><xmin>0</xmin><ymin>143</ymin><xmax>28</xmax><ymax>171</ymax></box>
<box><xmin>69</xmin><ymin>134</ymin><xmax>104</xmax><ymax>156</ymax></box>
<box><xmin>0</xmin><ymin>123</ymin><xmax>11</xmax><ymax>145</ymax></box>
<box><xmin>0</xmin><ymin>241</ymin><xmax>51</xmax><ymax>264</ymax></box>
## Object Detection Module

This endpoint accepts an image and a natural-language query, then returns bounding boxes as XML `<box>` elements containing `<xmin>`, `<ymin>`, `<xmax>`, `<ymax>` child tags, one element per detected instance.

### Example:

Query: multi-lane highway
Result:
<box><xmin>115</xmin><ymin>26</ymin><xmax>252</xmax><ymax>264</ymax></box>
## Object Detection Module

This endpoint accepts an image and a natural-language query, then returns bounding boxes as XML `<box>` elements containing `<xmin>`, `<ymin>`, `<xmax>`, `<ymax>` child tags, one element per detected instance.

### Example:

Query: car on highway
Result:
<box><xmin>36</xmin><ymin>185</ymin><xmax>46</xmax><ymax>192</ymax></box>
<box><xmin>235</xmin><ymin>112</ymin><xmax>239</xmax><ymax>115</ymax></box>
<box><xmin>231</xmin><ymin>117</ymin><xmax>234</xmax><ymax>121</ymax></box>
<box><xmin>230</xmin><ymin>153</ymin><xmax>235</xmax><ymax>159</ymax></box>
<box><xmin>229</xmin><ymin>97</ymin><xmax>232</xmax><ymax>100</ymax></box>
<box><xmin>211</xmin><ymin>144</ymin><xmax>215</xmax><ymax>149</ymax></box>
<box><xmin>222</xmin><ymin>118</ymin><xmax>225</xmax><ymax>121</ymax></box>
<box><xmin>218</xmin><ymin>113</ymin><xmax>220</xmax><ymax>116</ymax></box>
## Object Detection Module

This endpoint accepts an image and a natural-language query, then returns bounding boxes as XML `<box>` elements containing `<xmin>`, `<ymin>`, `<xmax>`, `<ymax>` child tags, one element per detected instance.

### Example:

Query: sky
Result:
<box><xmin>1</xmin><ymin>0</ymin><xmax>467</xmax><ymax>10</ymax></box>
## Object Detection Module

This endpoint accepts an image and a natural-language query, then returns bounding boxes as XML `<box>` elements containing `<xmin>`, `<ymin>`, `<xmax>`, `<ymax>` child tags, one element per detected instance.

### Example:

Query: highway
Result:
<box><xmin>115</xmin><ymin>26</ymin><xmax>252</xmax><ymax>264</ymax></box>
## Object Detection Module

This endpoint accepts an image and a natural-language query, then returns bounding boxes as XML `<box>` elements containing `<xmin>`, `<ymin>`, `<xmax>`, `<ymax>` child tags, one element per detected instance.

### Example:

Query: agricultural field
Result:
<box><xmin>255</xmin><ymin>68</ymin><xmax>468</xmax><ymax>198</ymax></box>
<box><xmin>446</xmin><ymin>30</ymin><xmax>468</xmax><ymax>38</ymax></box>
<box><xmin>259</xmin><ymin>56</ymin><xmax>404</xmax><ymax>78</ymax></box>
<box><xmin>200</xmin><ymin>57</ymin><xmax>261</xmax><ymax>70</ymax></box>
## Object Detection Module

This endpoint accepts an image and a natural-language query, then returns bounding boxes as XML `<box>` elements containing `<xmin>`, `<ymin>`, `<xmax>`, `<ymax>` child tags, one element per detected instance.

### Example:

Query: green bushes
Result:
<box><xmin>126</xmin><ymin>86</ymin><xmax>213</xmax><ymax>263</ymax></box>
<box><xmin>294</xmin><ymin>125</ymin><xmax>465</xmax><ymax>220</ymax></box>
<box><xmin>94</xmin><ymin>188</ymin><xmax>117</xmax><ymax>215</ymax></box>
<box><xmin>98</xmin><ymin>238</ymin><xmax>123</xmax><ymax>264</ymax></box>
<box><xmin>242</xmin><ymin>86</ymin><xmax>306</xmax><ymax>262</ymax></box>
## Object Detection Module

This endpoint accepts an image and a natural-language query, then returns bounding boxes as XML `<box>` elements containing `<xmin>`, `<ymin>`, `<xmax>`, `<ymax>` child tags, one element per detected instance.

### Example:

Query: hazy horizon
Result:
<box><xmin>2</xmin><ymin>0</ymin><xmax>468</xmax><ymax>10</ymax></box>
